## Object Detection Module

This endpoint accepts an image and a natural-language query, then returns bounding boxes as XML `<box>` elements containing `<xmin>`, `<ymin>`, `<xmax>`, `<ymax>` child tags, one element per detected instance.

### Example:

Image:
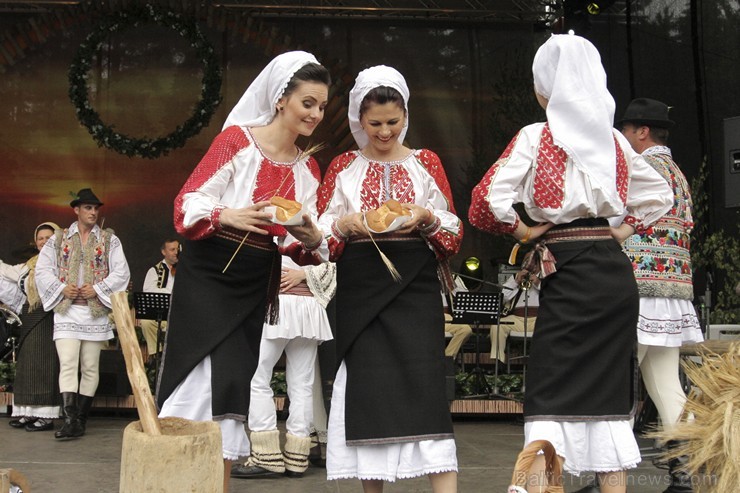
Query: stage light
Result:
<box><xmin>465</xmin><ymin>256</ymin><xmax>481</xmax><ymax>272</ymax></box>
<box><xmin>459</xmin><ymin>256</ymin><xmax>484</xmax><ymax>292</ymax></box>
<box><xmin>587</xmin><ymin>2</ymin><xmax>601</xmax><ymax>15</ymax></box>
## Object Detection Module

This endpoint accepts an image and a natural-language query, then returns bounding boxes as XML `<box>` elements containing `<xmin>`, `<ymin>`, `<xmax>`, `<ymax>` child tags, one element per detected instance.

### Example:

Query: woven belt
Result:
<box><xmin>215</xmin><ymin>227</ymin><xmax>275</xmax><ymax>251</ymax></box>
<box><xmin>348</xmin><ymin>232</ymin><xmax>424</xmax><ymax>244</ymax></box>
<box><xmin>283</xmin><ymin>281</ymin><xmax>313</xmax><ymax>297</ymax></box>
<box><xmin>542</xmin><ymin>226</ymin><xmax>612</xmax><ymax>244</ymax></box>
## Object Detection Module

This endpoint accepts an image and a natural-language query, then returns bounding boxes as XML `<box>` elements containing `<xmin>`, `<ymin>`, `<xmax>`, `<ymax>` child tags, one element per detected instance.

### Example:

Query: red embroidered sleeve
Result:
<box><xmin>318</xmin><ymin>152</ymin><xmax>357</xmax><ymax>260</ymax></box>
<box><xmin>469</xmin><ymin>132</ymin><xmax>522</xmax><ymax>235</ymax></box>
<box><xmin>278</xmin><ymin>241</ymin><xmax>322</xmax><ymax>266</ymax></box>
<box><xmin>623</xmin><ymin>215</ymin><xmax>648</xmax><ymax>234</ymax></box>
<box><xmin>417</xmin><ymin>150</ymin><xmax>463</xmax><ymax>259</ymax></box>
<box><xmin>174</xmin><ymin>126</ymin><xmax>249</xmax><ymax>240</ymax></box>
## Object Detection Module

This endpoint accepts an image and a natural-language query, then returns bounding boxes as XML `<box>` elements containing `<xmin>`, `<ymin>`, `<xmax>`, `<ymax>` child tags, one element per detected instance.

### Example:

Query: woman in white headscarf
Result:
<box><xmin>2</xmin><ymin>222</ymin><xmax>62</xmax><ymax>432</ymax></box>
<box><xmin>292</xmin><ymin>65</ymin><xmax>462</xmax><ymax>492</ymax></box>
<box><xmin>156</xmin><ymin>51</ymin><xmax>330</xmax><ymax>492</ymax></box>
<box><xmin>470</xmin><ymin>35</ymin><xmax>673</xmax><ymax>492</ymax></box>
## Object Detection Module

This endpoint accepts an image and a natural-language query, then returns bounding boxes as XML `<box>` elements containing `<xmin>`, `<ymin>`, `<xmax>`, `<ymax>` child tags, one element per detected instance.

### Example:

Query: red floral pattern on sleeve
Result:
<box><xmin>318</xmin><ymin>152</ymin><xmax>357</xmax><ymax>260</ymax></box>
<box><xmin>469</xmin><ymin>132</ymin><xmax>521</xmax><ymax>235</ymax></box>
<box><xmin>615</xmin><ymin>137</ymin><xmax>628</xmax><ymax>204</ymax></box>
<box><xmin>416</xmin><ymin>149</ymin><xmax>462</xmax><ymax>259</ymax></box>
<box><xmin>174</xmin><ymin>126</ymin><xmax>250</xmax><ymax>240</ymax></box>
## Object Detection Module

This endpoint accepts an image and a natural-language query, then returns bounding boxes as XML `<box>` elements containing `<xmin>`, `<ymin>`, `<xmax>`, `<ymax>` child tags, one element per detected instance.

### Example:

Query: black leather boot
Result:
<box><xmin>54</xmin><ymin>392</ymin><xmax>83</xmax><ymax>440</ymax></box>
<box><xmin>663</xmin><ymin>442</ymin><xmax>693</xmax><ymax>493</ymax></box>
<box><xmin>76</xmin><ymin>394</ymin><xmax>94</xmax><ymax>436</ymax></box>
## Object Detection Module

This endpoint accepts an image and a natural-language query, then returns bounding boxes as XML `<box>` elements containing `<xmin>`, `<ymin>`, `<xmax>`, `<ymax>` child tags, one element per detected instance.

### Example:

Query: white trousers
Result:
<box><xmin>55</xmin><ymin>339</ymin><xmax>107</xmax><ymax>396</ymax></box>
<box><xmin>249</xmin><ymin>337</ymin><xmax>318</xmax><ymax>437</ymax></box>
<box><xmin>637</xmin><ymin>344</ymin><xmax>686</xmax><ymax>430</ymax></box>
<box><xmin>311</xmin><ymin>358</ymin><xmax>328</xmax><ymax>441</ymax></box>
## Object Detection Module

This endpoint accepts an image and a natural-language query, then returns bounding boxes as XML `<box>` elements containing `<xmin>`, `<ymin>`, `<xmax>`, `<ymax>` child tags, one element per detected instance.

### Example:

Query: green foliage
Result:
<box><xmin>68</xmin><ymin>4</ymin><xmax>222</xmax><ymax>159</ymax></box>
<box><xmin>454</xmin><ymin>370</ymin><xmax>523</xmax><ymax>398</ymax></box>
<box><xmin>0</xmin><ymin>360</ymin><xmax>15</xmax><ymax>391</ymax></box>
<box><xmin>270</xmin><ymin>371</ymin><xmax>287</xmax><ymax>396</ymax></box>
<box><xmin>690</xmin><ymin>159</ymin><xmax>740</xmax><ymax>323</ymax></box>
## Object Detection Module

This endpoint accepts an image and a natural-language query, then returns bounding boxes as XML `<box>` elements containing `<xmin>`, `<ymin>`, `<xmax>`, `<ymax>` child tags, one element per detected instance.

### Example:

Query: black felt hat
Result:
<box><xmin>617</xmin><ymin>98</ymin><xmax>674</xmax><ymax>128</ymax></box>
<box><xmin>70</xmin><ymin>188</ymin><xmax>104</xmax><ymax>208</ymax></box>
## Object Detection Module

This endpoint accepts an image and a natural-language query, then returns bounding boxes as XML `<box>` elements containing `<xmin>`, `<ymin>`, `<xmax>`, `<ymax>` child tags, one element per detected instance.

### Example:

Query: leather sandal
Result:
<box><xmin>230</xmin><ymin>463</ymin><xmax>281</xmax><ymax>479</ymax></box>
<box><xmin>9</xmin><ymin>417</ymin><xmax>37</xmax><ymax>428</ymax></box>
<box><xmin>26</xmin><ymin>418</ymin><xmax>55</xmax><ymax>432</ymax></box>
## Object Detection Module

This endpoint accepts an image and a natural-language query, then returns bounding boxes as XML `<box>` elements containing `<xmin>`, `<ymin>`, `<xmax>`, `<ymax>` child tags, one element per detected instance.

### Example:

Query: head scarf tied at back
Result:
<box><xmin>222</xmin><ymin>51</ymin><xmax>320</xmax><ymax>130</ymax></box>
<box><xmin>26</xmin><ymin>221</ymin><xmax>61</xmax><ymax>310</ymax></box>
<box><xmin>532</xmin><ymin>34</ymin><xmax>618</xmax><ymax>204</ymax></box>
<box><xmin>348</xmin><ymin>65</ymin><xmax>410</xmax><ymax>150</ymax></box>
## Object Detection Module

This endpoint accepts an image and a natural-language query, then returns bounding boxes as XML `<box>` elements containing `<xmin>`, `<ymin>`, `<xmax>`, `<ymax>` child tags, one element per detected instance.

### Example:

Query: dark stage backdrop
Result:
<box><xmin>1</xmin><ymin>2</ymin><xmax>738</xmax><ymax>292</ymax></box>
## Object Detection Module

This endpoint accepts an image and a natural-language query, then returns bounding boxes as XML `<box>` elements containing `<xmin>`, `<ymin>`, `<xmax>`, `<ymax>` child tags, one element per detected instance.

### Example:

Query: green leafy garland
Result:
<box><xmin>68</xmin><ymin>4</ymin><xmax>222</xmax><ymax>159</ymax></box>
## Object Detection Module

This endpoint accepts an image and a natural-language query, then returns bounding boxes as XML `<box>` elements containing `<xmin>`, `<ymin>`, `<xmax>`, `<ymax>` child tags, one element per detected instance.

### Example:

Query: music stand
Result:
<box><xmin>451</xmin><ymin>292</ymin><xmax>505</xmax><ymax>398</ymax></box>
<box><xmin>133</xmin><ymin>292</ymin><xmax>170</xmax><ymax>375</ymax></box>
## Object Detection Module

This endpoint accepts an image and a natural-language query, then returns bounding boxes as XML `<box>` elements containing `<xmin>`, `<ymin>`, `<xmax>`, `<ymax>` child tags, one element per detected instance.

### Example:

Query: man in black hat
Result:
<box><xmin>616</xmin><ymin>100</ymin><xmax>700</xmax><ymax>493</ymax></box>
<box><xmin>35</xmin><ymin>188</ymin><xmax>131</xmax><ymax>440</ymax></box>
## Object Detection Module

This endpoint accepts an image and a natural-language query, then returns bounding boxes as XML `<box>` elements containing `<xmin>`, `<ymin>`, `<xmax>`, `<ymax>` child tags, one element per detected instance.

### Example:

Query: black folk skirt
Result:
<box><xmin>336</xmin><ymin>237</ymin><xmax>453</xmax><ymax>445</ymax></box>
<box><xmin>13</xmin><ymin>306</ymin><xmax>60</xmax><ymax>408</ymax></box>
<box><xmin>156</xmin><ymin>234</ymin><xmax>279</xmax><ymax>420</ymax></box>
<box><xmin>525</xmin><ymin>225</ymin><xmax>639</xmax><ymax>421</ymax></box>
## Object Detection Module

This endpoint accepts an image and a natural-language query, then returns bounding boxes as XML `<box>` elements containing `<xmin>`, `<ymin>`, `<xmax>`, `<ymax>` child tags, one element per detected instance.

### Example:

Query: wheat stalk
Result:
<box><xmin>363</xmin><ymin>212</ymin><xmax>402</xmax><ymax>283</ymax></box>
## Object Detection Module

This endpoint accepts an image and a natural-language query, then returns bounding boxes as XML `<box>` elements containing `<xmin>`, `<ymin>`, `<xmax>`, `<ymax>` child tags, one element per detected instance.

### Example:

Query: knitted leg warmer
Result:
<box><xmin>248</xmin><ymin>430</ymin><xmax>285</xmax><ymax>473</ymax></box>
<box><xmin>284</xmin><ymin>433</ymin><xmax>311</xmax><ymax>475</ymax></box>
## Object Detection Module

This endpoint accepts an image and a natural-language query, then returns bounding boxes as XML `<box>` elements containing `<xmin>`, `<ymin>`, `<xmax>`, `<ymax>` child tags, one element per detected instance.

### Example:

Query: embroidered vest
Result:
<box><xmin>622</xmin><ymin>152</ymin><xmax>694</xmax><ymax>300</ymax></box>
<box><xmin>154</xmin><ymin>261</ymin><xmax>171</xmax><ymax>289</ymax></box>
<box><xmin>54</xmin><ymin>228</ymin><xmax>113</xmax><ymax>318</ymax></box>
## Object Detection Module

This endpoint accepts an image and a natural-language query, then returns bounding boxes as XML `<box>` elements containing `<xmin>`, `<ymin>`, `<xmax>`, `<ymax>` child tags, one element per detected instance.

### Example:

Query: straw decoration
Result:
<box><xmin>651</xmin><ymin>342</ymin><xmax>740</xmax><ymax>492</ymax></box>
<box><xmin>362</xmin><ymin>212</ymin><xmax>402</xmax><ymax>283</ymax></box>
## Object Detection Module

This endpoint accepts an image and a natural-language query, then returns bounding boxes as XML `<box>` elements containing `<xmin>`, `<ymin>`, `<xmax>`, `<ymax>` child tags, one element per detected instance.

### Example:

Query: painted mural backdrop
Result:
<box><xmin>2</xmin><ymin>2</ymin><xmax>738</xmax><ymax>291</ymax></box>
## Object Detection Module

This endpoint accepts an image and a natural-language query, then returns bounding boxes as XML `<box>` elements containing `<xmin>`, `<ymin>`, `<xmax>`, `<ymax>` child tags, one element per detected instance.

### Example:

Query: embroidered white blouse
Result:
<box><xmin>315</xmin><ymin>149</ymin><xmax>462</xmax><ymax>262</ymax></box>
<box><xmin>0</xmin><ymin>275</ymin><xmax>25</xmax><ymax>314</ymax></box>
<box><xmin>469</xmin><ymin>123</ymin><xmax>673</xmax><ymax>234</ymax></box>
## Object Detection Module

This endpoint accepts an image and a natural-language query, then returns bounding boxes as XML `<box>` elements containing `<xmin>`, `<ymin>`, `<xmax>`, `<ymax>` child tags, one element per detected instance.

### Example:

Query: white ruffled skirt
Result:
<box><xmin>637</xmin><ymin>297</ymin><xmax>702</xmax><ymax>346</ymax></box>
<box><xmin>326</xmin><ymin>362</ymin><xmax>458</xmax><ymax>481</ymax></box>
<box><xmin>524</xmin><ymin>420</ymin><xmax>641</xmax><ymax>475</ymax></box>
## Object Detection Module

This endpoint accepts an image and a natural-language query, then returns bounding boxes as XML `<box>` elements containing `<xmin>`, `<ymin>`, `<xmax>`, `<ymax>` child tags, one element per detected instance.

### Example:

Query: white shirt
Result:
<box><xmin>35</xmin><ymin>222</ymin><xmax>131</xmax><ymax>341</ymax></box>
<box><xmin>143</xmin><ymin>260</ymin><xmax>176</xmax><ymax>294</ymax></box>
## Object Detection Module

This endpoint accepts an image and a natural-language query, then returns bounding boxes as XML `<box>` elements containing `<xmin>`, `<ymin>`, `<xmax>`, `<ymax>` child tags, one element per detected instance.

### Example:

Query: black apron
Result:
<box><xmin>336</xmin><ymin>237</ymin><xmax>454</xmax><ymax>445</ymax></box>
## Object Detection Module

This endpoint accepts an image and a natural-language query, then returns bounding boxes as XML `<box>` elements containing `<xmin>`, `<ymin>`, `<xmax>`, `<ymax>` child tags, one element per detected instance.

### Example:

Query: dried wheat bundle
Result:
<box><xmin>508</xmin><ymin>439</ymin><xmax>564</xmax><ymax>493</ymax></box>
<box><xmin>652</xmin><ymin>342</ymin><xmax>740</xmax><ymax>492</ymax></box>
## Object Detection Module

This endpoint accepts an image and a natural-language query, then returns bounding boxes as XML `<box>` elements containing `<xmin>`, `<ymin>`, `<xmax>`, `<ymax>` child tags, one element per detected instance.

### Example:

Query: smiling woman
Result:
<box><xmin>67</xmin><ymin>4</ymin><xmax>222</xmax><ymax>159</ymax></box>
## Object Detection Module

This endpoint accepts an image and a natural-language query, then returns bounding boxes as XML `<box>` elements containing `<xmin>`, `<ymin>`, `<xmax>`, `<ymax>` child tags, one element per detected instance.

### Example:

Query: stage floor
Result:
<box><xmin>1</xmin><ymin>414</ymin><xmax>678</xmax><ymax>492</ymax></box>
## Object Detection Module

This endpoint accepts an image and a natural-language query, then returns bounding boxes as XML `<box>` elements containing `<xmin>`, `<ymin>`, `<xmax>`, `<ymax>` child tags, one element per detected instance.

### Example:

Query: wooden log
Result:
<box><xmin>119</xmin><ymin>417</ymin><xmax>222</xmax><ymax>492</ymax></box>
<box><xmin>110</xmin><ymin>291</ymin><xmax>161</xmax><ymax>435</ymax></box>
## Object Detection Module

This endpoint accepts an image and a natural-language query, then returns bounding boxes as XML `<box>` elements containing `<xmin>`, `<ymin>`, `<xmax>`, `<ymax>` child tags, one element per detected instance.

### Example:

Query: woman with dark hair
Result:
<box><xmin>1</xmin><ymin>222</ymin><xmax>62</xmax><ymax>432</ymax></box>
<box><xmin>155</xmin><ymin>51</ymin><xmax>330</xmax><ymax>491</ymax></box>
<box><xmin>291</xmin><ymin>65</ymin><xmax>462</xmax><ymax>492</ymax></box>
<box><xmin>470</xmin><ymin>35</ymin><xmax>673</xmax><ymax>493</ymax></box>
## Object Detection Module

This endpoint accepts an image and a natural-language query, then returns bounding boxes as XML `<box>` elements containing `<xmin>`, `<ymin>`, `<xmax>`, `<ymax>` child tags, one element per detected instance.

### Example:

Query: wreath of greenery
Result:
<box><xmin>68</xmin><ymin>4</ymin><xmax>222</xmax><ymax>159</ymax></box>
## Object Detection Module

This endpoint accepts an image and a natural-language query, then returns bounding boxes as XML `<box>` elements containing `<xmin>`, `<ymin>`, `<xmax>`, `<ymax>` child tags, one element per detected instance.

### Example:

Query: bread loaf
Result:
<box><xmin>270</xmin><ymin>196</ymin><xmax>302</xmax><ymax>222</ymax></box>
<box><xmin>365</xmin><ymin>199</ymin><xmax>411</xmax><ymax>232</ymax></box>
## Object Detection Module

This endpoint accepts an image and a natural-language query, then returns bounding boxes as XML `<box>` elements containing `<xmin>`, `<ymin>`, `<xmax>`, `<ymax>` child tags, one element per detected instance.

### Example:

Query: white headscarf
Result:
<box><xmin>532</xmin><ymin>34</ymin><xmax>618</xmax><ymax>203</ymax></box>
<box><xmin>222</xmin><ymin>51</ymin><xmax>320</xmax><ymax>130</ymax></box>
<box><xmin>348</xmin><ymin>65</ymin><xmax>410</xmax><ymax>149</ymax></box>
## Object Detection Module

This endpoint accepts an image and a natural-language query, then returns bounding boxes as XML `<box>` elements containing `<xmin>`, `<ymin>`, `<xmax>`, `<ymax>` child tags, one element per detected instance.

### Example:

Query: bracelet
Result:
<box><xmin>520</xmin><ymin>226</ymin><xmax>531</xmax><ymax>244</ymax></box>
<box><xmin>331</xmin><ymin>219</ymin><xmax>350</xmax><ymax>241</ymax></box>
<box><xmin>302</xmin><ymin>235</ymin><xmax>322</xmax><ymax>251</ymax></box>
